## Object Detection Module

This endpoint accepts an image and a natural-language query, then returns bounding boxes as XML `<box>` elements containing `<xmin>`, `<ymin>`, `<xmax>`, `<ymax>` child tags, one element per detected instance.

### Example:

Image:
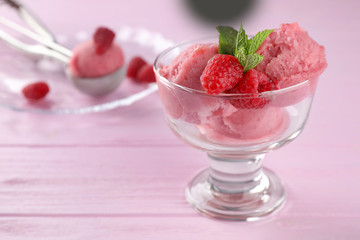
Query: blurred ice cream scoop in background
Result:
<box><xmin>184</xmin><ymin>0</ymin><xmax>258</xmax><ymax>25</ymax></box>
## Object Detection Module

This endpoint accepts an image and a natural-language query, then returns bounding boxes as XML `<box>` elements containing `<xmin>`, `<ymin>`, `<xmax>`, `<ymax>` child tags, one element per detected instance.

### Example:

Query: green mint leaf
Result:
<box><xmin>235</xmin><ymin>46</ymin><xmax>247</xmax><ymax>66</ymax></box>
<box><xmin>235</xmin><ymin>24</ymin><xmax>248</xmax><ymax>52</ymax></box>
<box><xmin>243</xmin><ymin>53</ymin><xmax>264</xmax><ymax>72</ymax></box>
<box><xmin>217</xmin><ymin>24</ymin><xmax>271</xmax><ymax>72</ymax></box>
<box><xmin>234</xmin><ymin>24</ymin><xmax>249</xmax><ymax>68</ymax></box>
<box><xmin>247</xmin><ymin>29</ymin><xmax>274</xmax><ymax>54</ymax></box>
<box><xmin>216</xmin><ymin>26</ymin><xmax>238</xmax><ymax>55</ymax></box>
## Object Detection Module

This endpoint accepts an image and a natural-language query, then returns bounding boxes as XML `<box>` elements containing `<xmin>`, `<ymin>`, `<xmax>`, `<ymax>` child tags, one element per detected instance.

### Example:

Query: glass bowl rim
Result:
<box><xmin>153</xmin><ymin>36</ymin><xmax>311</xmax><ymax>98</ymax></box>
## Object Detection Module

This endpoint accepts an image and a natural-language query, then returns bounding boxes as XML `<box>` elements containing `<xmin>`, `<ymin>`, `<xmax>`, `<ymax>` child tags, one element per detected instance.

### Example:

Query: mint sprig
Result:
<box><xmin>242</xmin><ymin>53</ymin><xmax>264</xmax><ymax>72</ymax></box>
<box><xmin>217</xmin><ymin>25</ymin><xmax>273</xmax><ymax>72</ymax></box>
<box><xmin>216</xmin><ymin>26</ymin><xmax>237</xmax><ymax>55</ymax></box>
<box><xmin>247</xmin><ymin>29</ymin><xmax>274</xmax><ymax>54</ymax></box>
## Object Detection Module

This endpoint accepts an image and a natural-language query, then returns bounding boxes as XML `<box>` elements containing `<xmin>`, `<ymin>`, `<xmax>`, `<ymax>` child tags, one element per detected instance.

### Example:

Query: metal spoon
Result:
<box><xmin>0</xmin><ymin>16</ymin><xmax>125</xmax><ymax>96</ymax></box>
<box><xmin>1</xmin><ymin>0</ymin><xmax>56</xmax><ymax>41</ymax></box>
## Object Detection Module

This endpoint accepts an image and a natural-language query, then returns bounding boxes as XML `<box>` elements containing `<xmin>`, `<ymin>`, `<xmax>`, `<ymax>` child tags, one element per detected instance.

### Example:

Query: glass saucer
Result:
<box><xmin>0</xmin><ymin>27</ymin><xmax>173</xmax><ymax>114</ymax></box>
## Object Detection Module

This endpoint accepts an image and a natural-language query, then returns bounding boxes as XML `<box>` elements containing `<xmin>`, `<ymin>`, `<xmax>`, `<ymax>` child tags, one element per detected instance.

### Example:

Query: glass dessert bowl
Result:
<box><xmin>154</xmin><ymin>38</ymin><xmax>319</xmax><ymax>221</ymax></box>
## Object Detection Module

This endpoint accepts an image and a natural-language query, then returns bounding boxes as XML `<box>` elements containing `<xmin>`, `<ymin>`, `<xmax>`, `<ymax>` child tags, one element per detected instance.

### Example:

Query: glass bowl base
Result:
<box><xmin>185</xmin><ymin>167</ymin><xmax>285</xmax><ymax>221</ymax></box>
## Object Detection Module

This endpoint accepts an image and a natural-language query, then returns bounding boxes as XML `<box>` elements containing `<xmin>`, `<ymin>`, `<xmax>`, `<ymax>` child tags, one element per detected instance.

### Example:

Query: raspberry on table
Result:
<box><xmin>22</xmin><ymin>81</ymin><xmax>50</xmax><ymax>100</ymax></box>
<box><xmin>93</xmin><ymin>27</ymin><xmax>116</xmax><ymax>55</ymax></box>
<box><xmin>127</xmin><ymin>56</ymin><xmax>147</xmax><ymax>79</ymax></box>
<box><xmin>200</xmin><ymin>54</ymin><xmax>243</xmax><ymax>94</ymax></box>
<box><xmin>136</xmin><ymin>64</ymin><xmax>156</xmax><ymax>83</ymax></box>
<box><xmin>228</xmin><ymin>69</ymin><xmax>277</xmax><ymax>109</ymax></box>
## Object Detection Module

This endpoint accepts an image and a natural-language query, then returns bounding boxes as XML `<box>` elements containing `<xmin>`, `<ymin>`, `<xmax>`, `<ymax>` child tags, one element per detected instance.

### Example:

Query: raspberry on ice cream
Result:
<box><xmin>200</xmin><ymin>54</ymin><xmax>243</xmax><ymax>94</ymax></box>
<box><xmin>69</xmin><ymin>27</ymin><xmax>124</xmax><ymax>78</ymax></box>
<box><xmin>228</xmin><ymin>69</ymin><xmax>277</xmax><ymax>109</ymax></box>
<box><xmin>93</xmin><ymin>27</ymin><xmax>116</xmax><ymax>55</ymax></box>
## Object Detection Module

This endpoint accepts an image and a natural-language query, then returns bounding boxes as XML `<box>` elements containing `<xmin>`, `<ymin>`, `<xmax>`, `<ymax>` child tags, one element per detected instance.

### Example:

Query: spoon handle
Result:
<box><xmin>0</xmin><ymin>16</ymin><xmax>72</xmax><ymax>58</ymax></box>
<box><xmin>2</xmin><ymin>0</ymin><xmax>56</xmax><ymax>42</ymax></box>
<box><xmin>0</xmin><ymin>28</ymin><xmax>69</xmax><ymax>63</ymax></box>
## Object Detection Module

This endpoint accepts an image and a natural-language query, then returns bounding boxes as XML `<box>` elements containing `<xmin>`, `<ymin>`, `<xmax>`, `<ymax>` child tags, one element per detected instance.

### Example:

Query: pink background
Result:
<box><xmin>0</xmin><ymin>0</ymin><xmax>359</xmax><ymax>239</ymax></box>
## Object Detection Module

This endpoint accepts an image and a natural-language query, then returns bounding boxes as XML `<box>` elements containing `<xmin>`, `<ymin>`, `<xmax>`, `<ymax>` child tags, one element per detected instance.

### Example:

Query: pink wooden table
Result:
<box><xmin>0</xmin><ymin>0</ymin><xmax>359</xmax><ymax>239</ymax></box>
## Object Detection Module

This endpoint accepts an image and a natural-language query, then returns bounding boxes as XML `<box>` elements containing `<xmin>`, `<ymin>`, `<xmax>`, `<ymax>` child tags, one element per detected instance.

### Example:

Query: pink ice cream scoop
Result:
<box><xmin>198</xmin><ymin>103</ymin><xmax>289</xmax><ymax>143</ymax></box>
<box><xmin>160</xmin><ymin>43</ymin><xmax>218</xmax><ymax>91</ymax></box>
<box><xmin>67</xmin><ymin>27</ymin><xmax>126</xmax><ymax>96</ymax></box>
<box><xmin>69</xmin><ymin>40</ymin><xmax>124</xmax><ymax>78</ymax></box>
<box><xmin>256</xmin><ymin>23</ymin><xmax>327</xmax><ymax>89</ymax></box>
<box><xmin>158</xmin><ymin>43</ymin><xmax>219</xmax><ymax>124</ymax></box>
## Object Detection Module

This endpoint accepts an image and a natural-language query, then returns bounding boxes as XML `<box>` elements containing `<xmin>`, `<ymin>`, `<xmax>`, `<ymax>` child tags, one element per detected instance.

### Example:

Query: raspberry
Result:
<box><xmin>228</xmin><ymin>69</ymin><xmax>277</xmax><ymax>109</ymax></box>
<box><xmin>136</xmin><ymin>64</ymin><xmax>156</xmax><ymax>83</ymax></box>
<box><xmin>93</xmin><ymin>27</ymin><xmax>116</xmax><ymax>55</ymax></box>
<box><xmin>127</xmin><ymin>56</ymin><xmax>147</xmax><ymax>79</ymax></box>
<box><xmin>22</xmin><ymin>81</ymin><xmax>50</xmax><ymax>100</ymax></box>
<box><xmin>200</xmin><ymin>54</ymin><xmax>243</xmax><ymax>94</ymax></box>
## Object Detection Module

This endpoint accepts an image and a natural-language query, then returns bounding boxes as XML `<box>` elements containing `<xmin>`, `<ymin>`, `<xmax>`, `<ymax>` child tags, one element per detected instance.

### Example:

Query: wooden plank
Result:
<box><xmin>0</xmin><ymin>146</ymin><xmax>203</xmax><ymax>215</ymax></box>
<box><xmin>0</xmin><ymin>216</ymin><xmax>359</xmax><ymax>239</ymax></box>
<box><xmin>0</xmin><ymin>145</ymin><xmax>359</xmax><ymax>217</ymax></box>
